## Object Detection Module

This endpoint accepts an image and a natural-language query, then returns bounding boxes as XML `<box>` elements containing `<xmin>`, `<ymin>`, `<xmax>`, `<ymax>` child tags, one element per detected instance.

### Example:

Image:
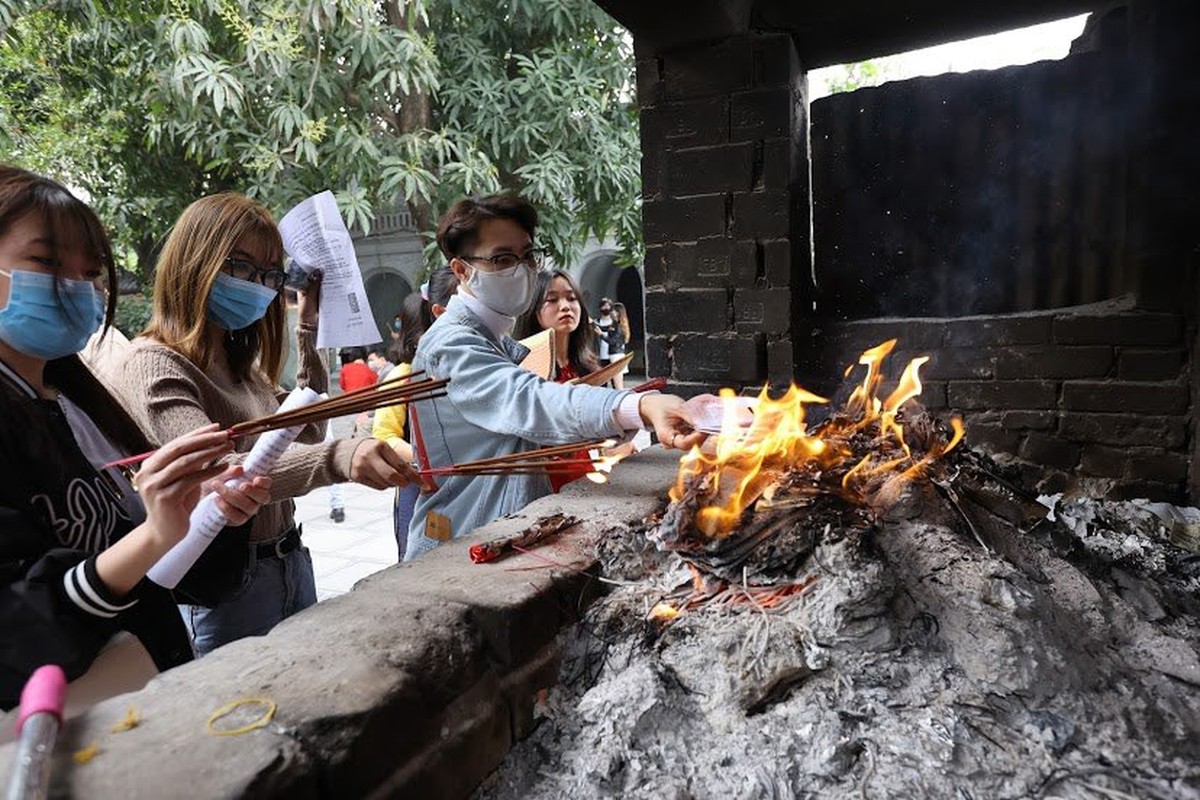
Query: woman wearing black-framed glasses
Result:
<box><xmin>98</xmin><ymin>192</ymin><xmax>423</xmax><ymax>656</ymax></box>
<box><xmin>222</xmin><ymin>256</ymin><xmax>287</xmax><ymax>293</ymax></box>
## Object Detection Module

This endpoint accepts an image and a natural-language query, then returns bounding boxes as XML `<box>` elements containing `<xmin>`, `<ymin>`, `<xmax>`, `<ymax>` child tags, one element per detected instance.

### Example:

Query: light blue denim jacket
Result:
<box><xmin>405</xmin><ymin>296</ymin><xmax>630</xmax><ymax>560</ymax></box>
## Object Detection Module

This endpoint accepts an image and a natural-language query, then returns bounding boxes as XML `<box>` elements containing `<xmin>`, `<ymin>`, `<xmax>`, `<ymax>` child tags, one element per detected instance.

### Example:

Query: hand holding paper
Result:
<box><xmin>278</xmin><ymin>191</ymin><xmax>377</xmax><ymax>349</ymax></box>
<box><xmin>147</xmin><ymin>387</ymin><xmax>321</xmax><ymax>589</ymax></box>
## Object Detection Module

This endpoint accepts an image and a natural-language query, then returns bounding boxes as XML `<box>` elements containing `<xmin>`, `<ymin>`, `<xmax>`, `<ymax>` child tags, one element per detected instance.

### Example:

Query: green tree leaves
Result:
<box><xmin>0</xmin><ymin>0</ymin><xmax>642</xmax><ymax>274</ymax></box>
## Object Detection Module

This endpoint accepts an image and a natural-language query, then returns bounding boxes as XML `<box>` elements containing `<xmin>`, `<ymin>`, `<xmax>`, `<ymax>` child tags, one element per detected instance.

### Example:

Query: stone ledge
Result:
<box><xmin>0</xmin><ymin>448</ymin><xmax>681</xmax><ymax>799</ymax></box>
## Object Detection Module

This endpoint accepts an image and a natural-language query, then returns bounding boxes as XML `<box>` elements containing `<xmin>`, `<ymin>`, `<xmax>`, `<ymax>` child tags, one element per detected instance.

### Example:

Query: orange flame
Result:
<box><xmin>674</xmin><ymin>341</ymin><xmax>963</xmax><ymax>536</ymax></box>
<box><xmin>585</xmin><ymin>440</ymin><xmax>627</xmax><ymax>484</ymax></box>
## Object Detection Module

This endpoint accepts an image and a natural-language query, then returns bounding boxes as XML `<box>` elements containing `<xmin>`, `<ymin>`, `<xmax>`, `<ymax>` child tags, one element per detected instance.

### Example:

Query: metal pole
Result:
<box><xmin>5</xmin><ymin>666</ymin><xmax>66</xmax><ymax>800</ymax></box>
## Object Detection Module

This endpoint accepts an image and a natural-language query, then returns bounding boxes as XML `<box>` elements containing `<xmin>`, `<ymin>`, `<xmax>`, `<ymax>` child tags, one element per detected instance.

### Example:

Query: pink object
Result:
<box><xmin>15</xmin><ymin>665</ymin><xmax>67</xmax><ymax>736</ymax></box>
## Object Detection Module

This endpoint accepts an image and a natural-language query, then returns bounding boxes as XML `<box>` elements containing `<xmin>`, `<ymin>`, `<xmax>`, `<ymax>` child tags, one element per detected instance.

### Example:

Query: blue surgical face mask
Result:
<box><xmin>0</xmin><ymin>269</ymin><xmax>105</xmax><ymax>360</ymax></box>
<box><xmin>206</xmin><ymin>271</ymin><xmax>279</xmax><ymax>331</ymax></box>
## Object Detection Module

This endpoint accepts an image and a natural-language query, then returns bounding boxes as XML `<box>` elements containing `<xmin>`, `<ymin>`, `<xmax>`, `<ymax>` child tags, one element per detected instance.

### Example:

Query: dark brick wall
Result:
<box><xmin>810</xmin><ymin>48</ymin><xmax>1146</xmax><ymax>320</ymax></box>
<box><xmin>637</xmin><ymin>32</ymin><xmax>811</xmax><ymax>393</ymax></box>
<box><xmin>807</xmin><ymin>2</ymin><xmax>1200</xmax><ymax>324</ymax></box>
<box><xmin>818</xmin><ymin>304</ymin><xmax>1191</xmax><ymax>502</ymax></box>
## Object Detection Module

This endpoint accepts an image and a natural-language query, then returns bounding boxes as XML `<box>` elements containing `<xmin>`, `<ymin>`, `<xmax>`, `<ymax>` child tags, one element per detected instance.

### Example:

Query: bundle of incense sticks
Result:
<box><xmin>229</xmin><ymin>373</ymin><xmax>448</xmax><ymax>439</ymax></box>
<box><xmin>420</xmin><ymin>439</ymin><xmax>614</xmax><ymax>477</ymax></box>
<box><xmin>469</xmin><ymin>513</ymin><xmax>580</xmax><ymax>564</ymax></box>
<box><xmin>103</xmin><ymin>373</ymin><xmax>448</xmax><ymax>469</ymax></box>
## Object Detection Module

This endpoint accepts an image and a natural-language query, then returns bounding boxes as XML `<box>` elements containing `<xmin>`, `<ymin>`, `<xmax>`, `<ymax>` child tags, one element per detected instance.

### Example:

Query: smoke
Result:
<box><xmin>811</xmin><ymin>42</ymin><xmax>1151</xmax><ymax>320</ymax></box>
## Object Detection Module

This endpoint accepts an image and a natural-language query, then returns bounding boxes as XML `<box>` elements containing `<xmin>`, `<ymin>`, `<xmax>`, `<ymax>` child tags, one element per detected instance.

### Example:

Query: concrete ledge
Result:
<box><xmin>0</xmin><ymin>447</ymin><xmax>679</xmax><ymax>799</ymax></box>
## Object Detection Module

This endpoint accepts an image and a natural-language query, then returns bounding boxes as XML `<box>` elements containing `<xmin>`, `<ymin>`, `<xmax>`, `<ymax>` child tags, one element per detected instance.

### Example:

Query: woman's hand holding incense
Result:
<box><xmin>349</xmin><ymin>438</ymin><xmax>431</xmax><ymax>491</ymax></box>
<box><xmin>135</xmin><ymin>424</ymin><xmax>236</xmax><ymax>547</ymax></box>
<box><xmin>95</xmin><ymin>424</ymin><xmax>239</xmax><ymax>597</ymax></box>
<box><xmin>296</xmin><ymin>269</ymin><xmax>323</xmax><ymax>328</ymax></box>
<box><xmin>638</xmin><ymin>394</ymin><xmax>706</xmax><ymax>451</ymax></box>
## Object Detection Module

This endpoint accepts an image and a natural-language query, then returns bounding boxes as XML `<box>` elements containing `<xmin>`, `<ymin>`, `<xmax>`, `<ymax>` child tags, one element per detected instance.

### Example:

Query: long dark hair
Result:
<box><xmin>0</xmin><ymin>165</ymin><xmax>150</xmax><ymax>455</ymax></box>
<box><xmin>515</xmin><ymin>269</ymin><xmax>599</xmax><ymax>377</ymax></box>
<box><xmin>396</xmin><ymin>291</ymin><xmax>435</xmax><ymax>365</ymax></box>
<box><xmin>0</xmin><ymin>165</ymin><xmax>118</xmax><ymax>328</ymax></box>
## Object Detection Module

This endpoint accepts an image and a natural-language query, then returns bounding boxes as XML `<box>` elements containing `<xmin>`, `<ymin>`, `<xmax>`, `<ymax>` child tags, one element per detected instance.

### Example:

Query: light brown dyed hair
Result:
<box><xmin>143</xmin><ymin>193</ymin><xmax>285</xmax><ymax>383</ymax></box>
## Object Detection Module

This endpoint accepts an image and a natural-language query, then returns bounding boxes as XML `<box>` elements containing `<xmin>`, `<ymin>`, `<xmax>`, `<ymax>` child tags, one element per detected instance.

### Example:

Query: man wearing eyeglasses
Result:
<box><xmin>404</xmin><ymin>193</ymin><xmax>707</xmax><ymax>560</ymax></box>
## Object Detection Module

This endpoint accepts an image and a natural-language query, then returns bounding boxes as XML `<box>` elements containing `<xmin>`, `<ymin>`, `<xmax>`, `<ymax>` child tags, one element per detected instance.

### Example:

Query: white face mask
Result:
<box><xmin>465</xmin><ymin>263</ymin><xmax>538</xmax><ymax>317</ymax></box>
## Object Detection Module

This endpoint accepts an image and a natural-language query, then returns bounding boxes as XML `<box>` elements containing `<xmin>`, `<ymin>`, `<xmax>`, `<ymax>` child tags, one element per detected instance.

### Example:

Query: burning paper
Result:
<box><xmin>668</xmin><ymin>340</ymin><xmax>964</xmax><ymax>541</ymax></box>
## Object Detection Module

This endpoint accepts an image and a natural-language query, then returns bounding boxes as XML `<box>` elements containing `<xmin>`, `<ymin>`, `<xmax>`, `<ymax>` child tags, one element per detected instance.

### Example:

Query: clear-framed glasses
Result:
<box><xmin>460</xmin><ymin>248</ymin><xmax>547</xmax><ymax>274</ymax></box>
<box><xmin>223</xmin><ymin>257</ymin><xmax>286</xmax><ymax>292</ymax></box>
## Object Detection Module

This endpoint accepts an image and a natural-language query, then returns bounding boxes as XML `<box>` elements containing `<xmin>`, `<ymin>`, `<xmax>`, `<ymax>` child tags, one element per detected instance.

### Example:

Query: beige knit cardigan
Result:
<box><xmin>105</xmin><ymin>328</ymin><xmax>358</xmax><ymax>543</ymax></box>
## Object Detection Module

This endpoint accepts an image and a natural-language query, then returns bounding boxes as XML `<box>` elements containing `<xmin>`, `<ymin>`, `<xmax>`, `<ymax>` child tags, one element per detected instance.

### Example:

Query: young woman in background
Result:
<box><xmin>516</xmin><ymin>269</ymin><xmax>601</xmax><ymax>383</ymax></box>
<box><xmin>515</xmin><ymin>269</ymin><xmax>604</xmax><ymax>490</ymax></box>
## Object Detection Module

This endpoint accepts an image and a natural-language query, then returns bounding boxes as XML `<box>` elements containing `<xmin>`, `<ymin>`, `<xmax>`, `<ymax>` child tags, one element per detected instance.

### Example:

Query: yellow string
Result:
<box><xmin>204</xmin><ymin>697</ymin><xmax>277</xmax><ymax>736</ymax></box>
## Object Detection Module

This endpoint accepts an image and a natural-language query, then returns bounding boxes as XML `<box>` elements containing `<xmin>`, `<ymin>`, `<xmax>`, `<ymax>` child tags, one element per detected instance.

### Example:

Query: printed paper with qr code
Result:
<box><xmin>279</xmin><ymin>190</ymin><xmax>378</xmax><ymax>349</ymax></box>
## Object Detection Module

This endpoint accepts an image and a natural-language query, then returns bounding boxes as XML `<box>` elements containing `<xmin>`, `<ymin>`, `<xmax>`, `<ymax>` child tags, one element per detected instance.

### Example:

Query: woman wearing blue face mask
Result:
<box><xmin>0</xmin><ymin>166</ymin><xmax>273</xmax><ymax>710</ymax></box>
<box><xmin>103</xmin><ymin>193</ymin><xmax>422</xmax><ymax>655</ymax></box>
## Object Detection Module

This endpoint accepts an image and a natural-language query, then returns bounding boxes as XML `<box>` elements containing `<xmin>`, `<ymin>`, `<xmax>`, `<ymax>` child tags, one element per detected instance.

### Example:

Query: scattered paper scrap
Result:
<box><xmin>111</xmin><ymin>706</ymin><xmax>141</xmax><ymax>733</ymax></box>
<box><xmin>72</xmin><ymin>741</ymin><xmax>100</xmax><ymax>764</ymax></box>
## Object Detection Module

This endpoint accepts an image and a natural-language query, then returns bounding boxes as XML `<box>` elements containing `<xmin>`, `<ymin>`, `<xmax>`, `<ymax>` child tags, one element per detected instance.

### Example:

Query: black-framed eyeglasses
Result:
<box><xmin>459</xmin><ymin>248</ymin><xmax>547</xmax><ymax>273</ymax></box>
<box><xmin>223</xmin><ymin>257</ymin><xmax>286</xmax><ymax>292</ymax></box>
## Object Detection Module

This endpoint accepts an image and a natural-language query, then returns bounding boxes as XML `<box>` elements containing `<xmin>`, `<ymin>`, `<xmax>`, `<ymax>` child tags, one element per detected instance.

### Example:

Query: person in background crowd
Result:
<box><xmin>515</xmin><ymin>268</ymin><xmax>602</xmax><ymax>491</ymax></box>
<box><xmin>594</xmin><ymin>298</ymin><xmax>630</xmax><ymax>389</ymax></box>
<box><xmin>366</xmin><ymin>347</ymin><xmax>394</xmax><ymax>381</ymax></box>
<box><xmin>324</xmin><ymin>421</ymin><xmax>346</xmax><ymax>524</ymax></box>
<box><xmin>516</xmin><ymin>269</ymin><xmax>601</xmax><ymax>383</ymax></box>
<box><xmin>427</xmin><ymin>264</ymin><xmax>457</xmax><ymax>316</ymax></box>
<box><xmin>338</xmin><ymin>346</ymin><xmax>377</xmax><ymax>394</ymax></box>
<box><xmin>609</xmin><ymin>302</ymin><xmax>632</xmax><ymax>389</ymax></box>
<box><xmin>0</xmin><ymin>166</ymin><xmax>270</xmax><ymax>708</ymax></box>
<box><xmin>389</xmin><ymin>313</ymin><xmax>402</xmax><ymax>340</ymax></box>
<box><xmin>405</xmin><ymin>194</ymin><xmax>706</xmax><ymax>560</ymax></box>
<box><xmin>106</xmin><ymin>192</ymin><xmax>420</xmax><ymax>655</ymax></box>
<box><xmin>593</xmin><ymin>299</ymin><xmax>611</xmax><ymax>367</ymax></box>
<box><xmin>372</xmin><ymin>291</ymin><xmax>438</xmax><ymax>560</ymax></box>
<box><xmin>338</xmin><ymin>346</ymin><xmax>377</xmax><ymax>437</ymax></box>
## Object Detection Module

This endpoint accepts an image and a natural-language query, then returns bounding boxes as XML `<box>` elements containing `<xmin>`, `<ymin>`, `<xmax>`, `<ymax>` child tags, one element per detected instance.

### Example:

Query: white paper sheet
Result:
<box><xmin>147</xmin><ymin>387</ymin><xmax>322</xmax><ymax>589</ymax></box>
<box><xmin>278</xmin><ymin>190</ymin><xmax>377</xmax><ymax>349</ymax></box>
<box><xmin>683</xmin><ymin>394</ymin><xmax>757</xmax><ymax>435</ymax></box>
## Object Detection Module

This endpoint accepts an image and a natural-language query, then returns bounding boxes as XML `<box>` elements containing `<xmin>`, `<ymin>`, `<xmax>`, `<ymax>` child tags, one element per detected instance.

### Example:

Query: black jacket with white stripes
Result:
<box><xmin>0</xmin><ymin>354</ymin><xmax>193</xmax><ymax>710</ymax></box>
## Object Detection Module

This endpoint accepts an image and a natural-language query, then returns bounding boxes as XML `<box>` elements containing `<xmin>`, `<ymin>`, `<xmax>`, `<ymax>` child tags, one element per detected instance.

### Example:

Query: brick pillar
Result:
<box><xmin>1129</xmin><ymin>1</ymin><xmax>1200</xmax><ymax>499</ymax></box>
<box><xmin>637</xmin><ymin>33</ymin><xmax>811</xmax><ymax>394</ymax></box>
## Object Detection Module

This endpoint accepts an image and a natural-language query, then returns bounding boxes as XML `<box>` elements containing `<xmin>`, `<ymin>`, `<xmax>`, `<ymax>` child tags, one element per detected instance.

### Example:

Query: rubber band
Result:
<box><xmin>205</xmin><ymin>697</ymin><xmax>277</xmax><ymax>736</ymax></box>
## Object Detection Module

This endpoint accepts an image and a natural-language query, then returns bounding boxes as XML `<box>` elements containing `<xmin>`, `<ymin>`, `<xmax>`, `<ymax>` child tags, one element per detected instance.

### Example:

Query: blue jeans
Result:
<box><xmin>394</xmin><ymin>484</ymin><xmax>419</xmax><ymax>562</ymax></box>
<box><xmin>182</xmin><ymin>543</ymin><xmax>317</xmax><ymax>656</ymax></box>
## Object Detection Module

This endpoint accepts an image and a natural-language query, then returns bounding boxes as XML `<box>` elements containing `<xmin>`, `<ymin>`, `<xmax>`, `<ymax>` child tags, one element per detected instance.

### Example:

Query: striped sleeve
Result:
<box><xmin>62</xmin><ymin>557</ymin><xmax>138</xmax><ymax>619</ymax></box>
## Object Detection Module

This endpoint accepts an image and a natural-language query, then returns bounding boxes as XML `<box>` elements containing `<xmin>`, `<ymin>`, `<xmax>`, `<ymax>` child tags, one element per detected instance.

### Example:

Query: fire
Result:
<box><xmin>585</xmin><ymin>440</ymin><xmax>627</xmax><ymax>484</ymax></box>
<box><xmin>672</xmin><ymin>340</ymin><xmax>963</xmax><ymax>538</ymax></box>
